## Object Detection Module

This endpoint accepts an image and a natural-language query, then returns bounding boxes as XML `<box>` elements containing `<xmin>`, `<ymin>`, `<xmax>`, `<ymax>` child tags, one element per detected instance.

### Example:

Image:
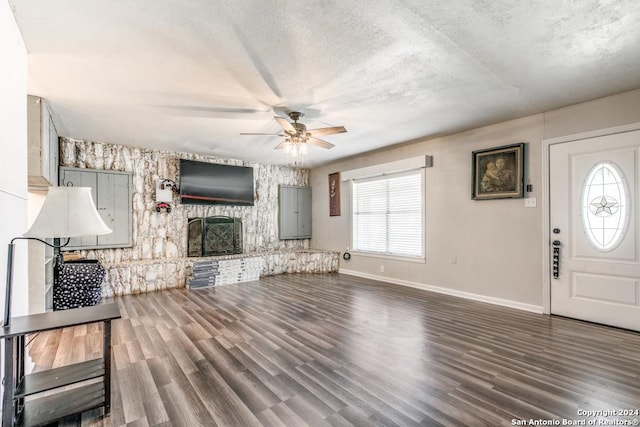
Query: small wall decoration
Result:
<box><xmin>329</xmin><ymin>172</ymin><xmax>341</xmax><ymax>216</ymax></box>
<box><xmin>155</xmin><ymin>179</ymin><xmax>177</xmax><ymax>212</ymax></box>
<box><xmin>472</xmin><ymin>143</ymin><xmax>525</xmax><ymax>200</ymax></box>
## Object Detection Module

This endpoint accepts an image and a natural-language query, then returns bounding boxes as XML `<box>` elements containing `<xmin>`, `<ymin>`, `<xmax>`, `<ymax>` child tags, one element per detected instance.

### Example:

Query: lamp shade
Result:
<box><xmin>23</xmin><ymin>187</ymin><xmax>112</xmax><ymax>238</ymax></box>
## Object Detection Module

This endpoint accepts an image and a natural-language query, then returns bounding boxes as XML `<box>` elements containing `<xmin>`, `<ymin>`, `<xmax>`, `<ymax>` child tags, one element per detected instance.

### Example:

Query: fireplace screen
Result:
<box><xmin>188</xmin><ymin>216</ymin><xmax>243</xmax><ymax>256</ymax></box>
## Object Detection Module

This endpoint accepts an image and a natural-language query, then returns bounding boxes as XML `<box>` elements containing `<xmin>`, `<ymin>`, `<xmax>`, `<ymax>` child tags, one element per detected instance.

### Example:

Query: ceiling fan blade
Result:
<box><xmin>240</xmin><ymin>132</ymin><xmax>286</xmax><ymax>136</ymax></box>
<box><xmin>274</xmin><ymin>141</ymin><xmax>289</xmax><ymax>150</ymax></box>
<box><xmin>307</xmin><ymin>126</ymin><xmax>347</xmax><ymax>137</ymax></box>
<box><xmin>155</xmin><ymin>105</ymin><xmax>271</xmax><ymax>119</ymax></box>
<box><xmin>274</xmin><ymin>116</ymin><xmax>296</xmax><ymax>134</ymax></box>
<box><xmin>308</xmin><ymin>137</ymin><xmax>335</xmax><ymax>149</ymax></box>
<box><xmin>158</xmin><ymin>105</ymin><xmax>269</xmax><ymax>114</ymax></box>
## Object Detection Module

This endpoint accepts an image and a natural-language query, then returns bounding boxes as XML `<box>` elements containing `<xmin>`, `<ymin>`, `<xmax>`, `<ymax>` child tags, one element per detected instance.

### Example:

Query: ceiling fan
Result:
<box><xmin>241</xmin><ymin>111</ymin><xmax>347</xmax><ymax>150</ymax></box>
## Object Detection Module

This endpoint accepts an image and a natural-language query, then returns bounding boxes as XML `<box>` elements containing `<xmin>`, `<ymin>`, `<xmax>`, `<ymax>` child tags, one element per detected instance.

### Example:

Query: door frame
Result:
<box><xmin>541</xmin><ymin>122</ymin><xmax>640</xmax><ymax>315</ymax></box>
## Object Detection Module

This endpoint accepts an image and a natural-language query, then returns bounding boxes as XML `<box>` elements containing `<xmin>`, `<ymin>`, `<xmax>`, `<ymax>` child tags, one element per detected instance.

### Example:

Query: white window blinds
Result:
<box><xmin>352</xmin><ymin>171</ymin><xmax>424</xmax><ymax>258</ymax></box>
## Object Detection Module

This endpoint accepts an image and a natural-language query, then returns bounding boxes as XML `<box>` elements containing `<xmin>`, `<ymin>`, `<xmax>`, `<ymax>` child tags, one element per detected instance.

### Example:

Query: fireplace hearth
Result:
<box><xmin>188</xmin><ymin>216</ymin><xmax>243</xmax><ymax>256</ymax></box>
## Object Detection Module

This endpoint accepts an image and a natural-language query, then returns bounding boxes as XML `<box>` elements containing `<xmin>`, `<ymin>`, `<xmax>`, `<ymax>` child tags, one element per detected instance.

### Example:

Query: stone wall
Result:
<box><xmin>262</xmin><ymin>250</ymin><xmax>340</xmax><ymax>275</ymax></box>
<box><xmin>59</xmin><ymin>138</ymin><xmax>328</xmax><ymax>296</ymax></box>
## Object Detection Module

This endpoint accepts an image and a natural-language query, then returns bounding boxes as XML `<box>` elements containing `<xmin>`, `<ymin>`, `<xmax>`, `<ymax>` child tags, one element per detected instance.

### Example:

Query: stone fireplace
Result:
<box><xmin>188</xmin><ymin>216</ymin><xmax>243</xmax><ymax>256</ymax></box>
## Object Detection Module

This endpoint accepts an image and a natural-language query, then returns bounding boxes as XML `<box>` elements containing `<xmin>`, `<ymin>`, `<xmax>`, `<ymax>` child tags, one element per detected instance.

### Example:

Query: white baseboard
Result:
<box><xmin>338</xmin><ymin>269</ymin><xmax>544</xmax><ymax>314</ymax></box>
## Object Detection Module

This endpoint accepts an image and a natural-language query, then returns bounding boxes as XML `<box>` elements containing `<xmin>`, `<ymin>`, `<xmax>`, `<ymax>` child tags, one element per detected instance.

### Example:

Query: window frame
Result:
<box><xmin>350</xmin><ymin>168</ymin><xmax>426</xmax><ymax>262</ymax></box>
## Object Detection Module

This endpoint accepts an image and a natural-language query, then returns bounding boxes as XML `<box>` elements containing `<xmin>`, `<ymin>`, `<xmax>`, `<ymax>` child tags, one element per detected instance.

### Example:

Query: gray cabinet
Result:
<box><xmin>28</xmin><ymin>95</ymin><xmax>59</xmax><ymax>190</ymax></box>
<box><xmin>279</xmin><ymin>185</ymin><xmax>311</xmax><ymax>239</ymax></box>
<box><xmin>60</xmin><ymin>167</ymin><xmax>132</xmax><ymax>249</ymax></box>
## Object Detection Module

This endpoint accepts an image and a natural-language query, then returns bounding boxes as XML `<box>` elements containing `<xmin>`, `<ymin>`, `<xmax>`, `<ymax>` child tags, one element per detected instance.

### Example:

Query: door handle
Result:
<box><xmin>552</xmin><ymin>240</ymin><xmax>561</xmax><ymax>279</ymax></box>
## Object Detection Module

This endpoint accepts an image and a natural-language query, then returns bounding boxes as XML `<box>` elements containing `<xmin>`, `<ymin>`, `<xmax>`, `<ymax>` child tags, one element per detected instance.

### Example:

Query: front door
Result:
<box><xmin>549</xmin><ymin>129</ymin><xmax>640</xmax><ymax>331</ymax></box>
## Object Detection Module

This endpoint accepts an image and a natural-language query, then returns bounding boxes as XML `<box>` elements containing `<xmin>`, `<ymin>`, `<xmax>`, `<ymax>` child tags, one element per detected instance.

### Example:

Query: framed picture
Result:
<box><xmin>472</xmin><ymin>143</ymin><xmax>525</xmax><ymax>200</ymax></box>
<box><xmin>329</xmin><ymin>172</ymin><xmax>341</xmax><ymax>216</ymax></box>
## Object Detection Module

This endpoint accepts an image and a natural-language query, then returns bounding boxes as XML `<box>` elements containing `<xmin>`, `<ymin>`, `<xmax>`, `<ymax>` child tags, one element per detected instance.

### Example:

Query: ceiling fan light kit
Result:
<box><xmin>241</xmin><ymin>111</ymin><xmax>347</xmax><ymax>164</ymax></box>
<box><xmin>282</xmin><ymin>138</ymin><xmax>308</xmax><ymax>166</ymax></box>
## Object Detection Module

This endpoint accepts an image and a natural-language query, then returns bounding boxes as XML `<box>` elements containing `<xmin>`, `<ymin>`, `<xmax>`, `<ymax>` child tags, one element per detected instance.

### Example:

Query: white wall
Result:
<box><xmin>0</xmin><ymin>0</ymin><xmax>29</xmax><ymax>319</ymax></box>
<box><xmin>543</xmin><ymin>88</ymin><xmax>640</xmax><ymax>140</ymax></box>
<box><xmin>311</xmin><ymin>89</ymin><xmax>640</xmax><ymax>312</ymax></box>
<box><xmin>1</xmin><ymin>0</ymin><xmax>28</xmax><ymax>408</ymax></box>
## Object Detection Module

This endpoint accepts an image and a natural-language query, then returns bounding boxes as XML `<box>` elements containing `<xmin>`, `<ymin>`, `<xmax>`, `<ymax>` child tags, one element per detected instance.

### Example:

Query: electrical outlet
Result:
<box><xmin>525</xmin><ymin>197</ymin><xmax>537</xmax><ymax>208</ymax></box>
<box><xmin>379</xmin><ymin>265</ymin><xmax>385</xmax><ymax>273</ymax></box>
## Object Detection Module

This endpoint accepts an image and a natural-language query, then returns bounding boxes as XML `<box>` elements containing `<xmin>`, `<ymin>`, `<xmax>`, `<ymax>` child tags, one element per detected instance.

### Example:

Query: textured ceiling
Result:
<box><xmin>8</xmin><ymin>0</ymin><xmax>640</xmax><ymax>166</ymax></box>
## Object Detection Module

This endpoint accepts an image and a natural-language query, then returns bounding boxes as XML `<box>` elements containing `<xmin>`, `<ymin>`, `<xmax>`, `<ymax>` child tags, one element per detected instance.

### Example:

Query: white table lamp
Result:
<box><xmin>3</xmin><ymin>187</ymin><xmax>112</xmax><ymax>326</ymax></box>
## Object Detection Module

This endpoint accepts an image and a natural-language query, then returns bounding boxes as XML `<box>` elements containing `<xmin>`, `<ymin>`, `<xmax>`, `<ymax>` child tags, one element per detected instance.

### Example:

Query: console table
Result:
<box><xmin>0</xmin><ymin>303</ymin><xmax>121</xmax><ymax>426</ymax></box>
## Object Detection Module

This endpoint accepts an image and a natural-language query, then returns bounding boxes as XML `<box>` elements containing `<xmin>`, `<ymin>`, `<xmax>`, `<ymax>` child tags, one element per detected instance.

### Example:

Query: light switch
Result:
<box><xmin>525</xmin><ymin>197</ymin><xmax>537</xmax><ymax>208</ymax></box>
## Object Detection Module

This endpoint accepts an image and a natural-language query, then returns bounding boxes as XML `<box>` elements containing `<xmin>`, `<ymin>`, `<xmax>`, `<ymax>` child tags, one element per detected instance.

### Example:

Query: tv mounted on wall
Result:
<box><xmin>179</xmin><ymin>159</ymin><xmax>254</xmax><ymax>206</ymax></box>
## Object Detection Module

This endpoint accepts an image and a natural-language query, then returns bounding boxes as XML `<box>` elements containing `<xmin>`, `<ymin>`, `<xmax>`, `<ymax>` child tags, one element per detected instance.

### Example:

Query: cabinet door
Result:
<box><xmin>60</xmin><ymin>167</ymin><xmax>132</xmax><ymax>249</ymax></box>
<box><xmin>60</xmin><ymin>169</ymin><xmax>99</xmax><ymax>248</ymax></box>
<box><xmin>279</xmin><ymin>186</ymin><xmax>297</xmax><ymax>239</ymax></box>
<box><xmin>47</xmin><ymin>114</ymin><xmax>59</xmax><ymax>186</ymax></box>
<box><xmin>97</xmin><ymin>172</ymin><xmax>131</xmax><ymax>246</ymax></box>
<box><xmin>297</xmin><ymin>187</ymin><xmax>312</xmax><ymax>238</ymax></box>
<box><xmin>27</xmin><ymin>96</ymin><xmax>59</xmax><ymax>189</ymax></box>
<box><xmin>279</xmin><ymin>186</ymin><xmax>312</xmax><ymax>239</ymax></box>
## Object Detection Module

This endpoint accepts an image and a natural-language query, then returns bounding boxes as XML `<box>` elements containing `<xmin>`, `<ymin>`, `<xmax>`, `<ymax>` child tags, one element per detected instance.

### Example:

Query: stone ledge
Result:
<box><xmin>101</xmin><ymin>249</ymin><xmax>340</xmax><ymax>296</ymax></box>
<box><xmin>102</xmin><ymin>249</ymin><xmax>337</xmax><ymax>267</ymax></box>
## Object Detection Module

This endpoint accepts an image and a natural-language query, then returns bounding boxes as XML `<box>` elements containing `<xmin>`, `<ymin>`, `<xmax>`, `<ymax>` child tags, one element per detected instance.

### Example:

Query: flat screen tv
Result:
<box><xmin>179</xmin><ymin>159</ymin><xmax>254</xmax><ymax>206</ymax></box>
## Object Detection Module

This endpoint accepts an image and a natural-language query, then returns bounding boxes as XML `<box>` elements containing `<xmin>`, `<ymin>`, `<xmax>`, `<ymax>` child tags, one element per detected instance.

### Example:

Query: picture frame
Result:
<box><xmin>329</xmin><ymin>172</ymin><xmax>341</xmax><ymax>216</ymax></box>
<box><xmin>472</xmin><ymin>143</ymin><xmax>525</xmax><ymax>200</ymax></box>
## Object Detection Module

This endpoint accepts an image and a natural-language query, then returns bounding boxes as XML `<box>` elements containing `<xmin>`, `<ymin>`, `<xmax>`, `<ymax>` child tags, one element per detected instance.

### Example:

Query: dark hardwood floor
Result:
<box><xmin>27</xmin><ymin>273</ymin><xmax>640</xmax><ymax>426</ymax></box>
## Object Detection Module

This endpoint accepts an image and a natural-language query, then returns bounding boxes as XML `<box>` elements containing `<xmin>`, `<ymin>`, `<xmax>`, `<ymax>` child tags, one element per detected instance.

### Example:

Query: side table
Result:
<box><xmin>0</xmin><ymin>303</ymin><xmax>121</xmax><ymax>426</ymax></box>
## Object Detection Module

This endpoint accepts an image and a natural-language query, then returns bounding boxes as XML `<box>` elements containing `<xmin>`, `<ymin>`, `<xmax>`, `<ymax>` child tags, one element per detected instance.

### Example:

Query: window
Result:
<box><xmin>352</xmin><ymin>170</ymin><xmax>424</xmax><ymax>259</ymax></box>
<box><xmin>580</xmin><ymin>161</ymin><xmax>629</xmax><ymax>251</ymax></box>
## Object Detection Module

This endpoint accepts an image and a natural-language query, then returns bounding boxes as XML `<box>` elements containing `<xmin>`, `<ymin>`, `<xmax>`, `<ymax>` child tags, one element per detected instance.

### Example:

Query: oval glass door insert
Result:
<box><xmin>581</xmin><ymin>161</ymin><xmax>629</xmax><ymax>251</ymax></box>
